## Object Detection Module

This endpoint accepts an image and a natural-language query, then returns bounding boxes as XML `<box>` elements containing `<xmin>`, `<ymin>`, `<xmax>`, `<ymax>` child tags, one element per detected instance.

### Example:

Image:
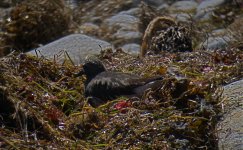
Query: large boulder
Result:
<box><xmin>27</xmin><ymin>34</ymin><xmax>112</xmax><ymax>65</ymax></box>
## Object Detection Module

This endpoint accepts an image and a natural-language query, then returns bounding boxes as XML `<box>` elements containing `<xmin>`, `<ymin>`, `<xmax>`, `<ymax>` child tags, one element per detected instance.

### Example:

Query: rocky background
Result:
<box><xmin>0</xmin><ymin>0</ymin><xmax>242</xmax><ymax>149</ymax></box>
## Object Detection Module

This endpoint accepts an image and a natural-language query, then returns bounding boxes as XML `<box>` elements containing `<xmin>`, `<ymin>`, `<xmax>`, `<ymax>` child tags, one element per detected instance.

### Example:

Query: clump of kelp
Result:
<box><xmin>0</xmin><ymin>0</ymin><xmax>71</xmax><ymax>56</ymax></box>
<box><xmin>0</xmin><ymin>47</ymin><xmax>242</xmax><ymax>149</ymax></box>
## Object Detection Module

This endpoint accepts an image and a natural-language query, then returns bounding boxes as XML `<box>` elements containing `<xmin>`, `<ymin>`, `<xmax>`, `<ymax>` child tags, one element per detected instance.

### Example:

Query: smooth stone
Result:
<box><xmin>121</xmin><ymin>43</ymin><xmax>141</xmax><ymax>55</ymax></box>
<box><xmin>142</xmin><ymin>0</ymin><xmax>166</xmax><ymax>6</ymax></box>
<box><xmin>113</xmin><ymin>31</ymin><xmax>142</xmax><ymax>44</ymax></box>
<box><xmin>218</xmin><ymin>79</ymin><xmax>243</xmax><ymax>150</ymax></box>
<box><xmin>157</xmin><ymin>3</ymin><xmax>170</xmax><ymax>11</ymax></box>
<box><xmin>119</xmin><ymin>8</ymin><xmax>140</xmax><ymax>17</ymax></box>
<box><xmin>195</xmin><ymin>0</ymin><xmax>226</xmax><ymax>20</ymax></box>
<box><xmin>169</xmin><ymin>0</ymin><xmax>198</xmax><ymax>12</ymax></box>
<box><xmin>102</xmin><ymin>14</ymin><xmax>141</xmax><ymax>46</ymax></box>
<box><xmin>27</xmin><ymin>34</ymin><xmax>112</xmax><ymax>65</ymax></box>
<box><xmin>104</xmin><ymin>14</ymin><xmax>139</xmax><ymax>31</ymax></box>
<box><xmin>170</xmin><ymin>13</ymin><xmax>192</xmax><ymax>22</ymax></box>
<box><xmin>201</xmin><ymin>36</ymin><xmax>231</xmax><ymax>50</ymax></box>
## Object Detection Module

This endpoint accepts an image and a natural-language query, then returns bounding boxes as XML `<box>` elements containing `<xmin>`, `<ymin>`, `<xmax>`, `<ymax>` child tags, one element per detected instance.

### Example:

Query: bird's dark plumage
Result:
<box><xmin>77</xmin><ymin>57</ymin><xmax>163</xmax><ymax>107</ymax></box>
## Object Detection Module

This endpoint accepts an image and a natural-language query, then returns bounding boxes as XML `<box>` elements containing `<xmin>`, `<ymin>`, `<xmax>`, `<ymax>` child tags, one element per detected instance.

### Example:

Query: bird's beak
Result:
<box><xmin>73</xmin><ymin>69</ymin><xmax>85</xmax><ymax>77</ymax></box>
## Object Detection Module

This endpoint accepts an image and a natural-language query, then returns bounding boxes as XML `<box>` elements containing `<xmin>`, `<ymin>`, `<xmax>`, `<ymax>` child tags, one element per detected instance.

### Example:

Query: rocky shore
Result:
<box><xmin>0</xmin><ymin>0</ymin><xmax>242</xmax><ymax>149</ymax></box>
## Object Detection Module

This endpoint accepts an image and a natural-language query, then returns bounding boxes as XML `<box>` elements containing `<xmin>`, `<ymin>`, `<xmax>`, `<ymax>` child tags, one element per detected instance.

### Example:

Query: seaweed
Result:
<box><xmin>0</xmin><ymin>0</ymin><xmax>71</xmax><ymax>55</ymax></box>
<box><xmin>0</xmin><ymin>46</ymin><xmax>242</xmax><ymax>149</ymax></box>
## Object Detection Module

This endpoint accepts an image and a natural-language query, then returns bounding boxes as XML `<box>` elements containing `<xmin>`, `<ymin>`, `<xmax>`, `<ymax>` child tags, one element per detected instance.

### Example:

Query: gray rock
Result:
<box><xmin>195</xmin><ymin>0</ymin><xmax>226</xmax><ymax>20</ymax></box>
<box><xmin>170</xmin><ymin>13</ymin><xmax>192</xmax><ymax>22</ymax></box>
<box><xmin>27</xmin><ymin>34</ymin><xmax>112</xmax><ymax>65</ymax></box>
<box><xmin>218</xmin><ymin>79</ymin><xmax>243</xmax><ymax>150</ymax></box>
<box><xmin>169</xmin><ymin>1</ymin><xmax>198</xmax><ymax>12</ymax></box>
<box><xmin>201</xmin><ymin>36</ymin><xmax>231</xmax><ymax>50</ymax></box>
<box><xmin>113</xmin><ymin>31</ymin><xmax>142</xmax><ymax>44</ymax></box>
<box><xmin>119</xmin><ymin>8</ymin><xmax>140</xmax><ymax>17</ymax></box>
<box><xmin>142</xmin><ymin>0</ymin><xmax>166</xmax><ymax>6</ymax></box>
<box><xmin>102</xmin><ymin>14</ymin><xmax>141</xmax><ymax>46</ymax></box>
<box><xmin>157</xmin><ymin>3</ymin><xmax>169</xmax><ymax>11</ymax></box>
<box><xmin>104</xmin><ymin>14</ymin><xmax>139</xmax><ymax>31</ymax></box>
<box><xmin>121</xmin><ymin>43</ymin><xmax>141</xmax><ymax>55</ymax></box>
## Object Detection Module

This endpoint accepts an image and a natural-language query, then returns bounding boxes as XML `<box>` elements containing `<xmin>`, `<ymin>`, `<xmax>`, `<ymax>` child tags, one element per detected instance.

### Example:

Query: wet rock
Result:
<box><xmin>27</xmin><ymin>34</ymin><xmax>112</xmax><ymax>65</ymax></box>
<box><xmin>218</xmin><ymin>79</ymin><xmax>243</xmax><ymax>150</ymax></box>
<box><xmin>121</xmin><ymin>43</ymin><xmax>141</xmax><ymax>55</ymax></box>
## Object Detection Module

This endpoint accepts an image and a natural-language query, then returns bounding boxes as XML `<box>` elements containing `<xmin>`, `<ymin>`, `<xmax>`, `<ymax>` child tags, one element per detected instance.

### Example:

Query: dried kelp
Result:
<box><xmin>0</xmin><ymin>47</ymin><xmax>242</xmax><ymax>149</ymax></box>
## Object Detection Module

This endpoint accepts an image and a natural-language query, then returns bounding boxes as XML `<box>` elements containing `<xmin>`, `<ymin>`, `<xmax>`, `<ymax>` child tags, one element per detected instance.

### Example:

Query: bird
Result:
<box><xmin>75</xmin><ymin>56</ymin><xmax>163</xmax><ymax>107</ymax></box>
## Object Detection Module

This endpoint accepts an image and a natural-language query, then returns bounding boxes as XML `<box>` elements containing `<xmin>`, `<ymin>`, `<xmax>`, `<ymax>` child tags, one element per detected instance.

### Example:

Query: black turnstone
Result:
<box><xmin>76</xmin><ymin>57</ymin><xmax>163</xmax><ymax>107</ymax></box>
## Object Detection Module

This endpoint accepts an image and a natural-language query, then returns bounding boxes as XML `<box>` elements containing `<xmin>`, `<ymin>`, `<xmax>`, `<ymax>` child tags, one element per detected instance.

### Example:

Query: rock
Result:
<box><xmin>157</xmin><ymin>3</ymin><xmax>169</xmax><ymax>11</ymax></box>
<box><xmin>142</xmin><ymin>0</ymin><xmax>166</xmax><ymax>6</ymax></box>
<box><xmin>218</xmin><ymin>79</ymin><xmax>243</xmax><ymax>150</ymax></box>
<box><xmin>79</xmin><ymin>23</ymin><xmax>101</xmax><ymax>36</ymax></box>
<box><xmin>195</xmin><ymin>0</ymin><xmax>226</xmax><ymax>20</ymax></box>
<box><xmin>201</xmin><ymin>36</ymin><xmax>231</xmax><ymax>50</ymax></box>
<box><xmin>27</xmin><ymin>34</ymin><xmax>112</xmax><ymax>65</ymax></box>
<box><xmin>119</xmin><ymin>8</ymin><xmax>140</xmax><ymax>17</ymax></box>
<box><xmin>169</xmin><ymin>1</ymin><xmax>198</xmax><ymax>13</ymax></box>
<box><xmin>170</xmin><ymin>13</ymin><xmax>192</xmax><ymax>22</ymax></box>
<box><xmin>113</xmin><ymin>31</ymin><xmax>142</xmax><ymax>45</ymax></box>
<box><xmin>104</xmin><ymin>14</ymin><xmax>139</xmax><ymax>31</ymax></box>
<box><xmin>102</xmin><ymin>14</ymin><xmax>141</xmax><ymax>46</ymax></box>
<box><xmin>121</xmin><ymin>43</ymin><xmax>141</xmax><ymax>55</ymax></box>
